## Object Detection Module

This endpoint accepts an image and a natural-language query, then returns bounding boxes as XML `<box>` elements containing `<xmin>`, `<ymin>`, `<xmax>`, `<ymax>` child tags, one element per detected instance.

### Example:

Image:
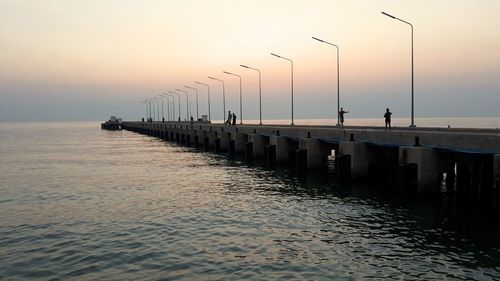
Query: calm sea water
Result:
<box><xmin>1</xmin><ymin>121</ymin><xmax>500</xmax><ymax>280</ymax></box>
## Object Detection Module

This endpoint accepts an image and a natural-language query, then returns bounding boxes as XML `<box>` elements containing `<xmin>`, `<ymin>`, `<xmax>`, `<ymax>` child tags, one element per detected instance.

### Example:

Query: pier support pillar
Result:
<box><xmin>339</xmin><ymin>141</ymin><xmax>370</xmax><ymax>179</ymax></box>
<box><xmin>228</xmin><ymin>140</ymin><xmax>236</xmax><ymax>160</ymax></box>
<box><xmin>194</xmin><ymin>135</ymin><xmax>199</xmax><ymax>147</ymax></box>
<box><xmin>265</xmin><ymin>145</ymin><xmax>276</xmax><ymax>167</ymax></box>
<box><xmin>399</xmin><ymin>146</ymin><xmax>440</xmax><ymax>192</ymax></box>
<box><xmin>207</xmin><ymin>131</ymin><xmax>217</xmax><ymax>150</ymax></box>
<box><xmin>231</xmin><ymin>133</ymin><xmax>247</xmax><ymax>154</ymax></box>
<box><xmin>248</xmin><ymin>134</ymin><xmax>268</xmax><ymax>158</ymax></box>
<box><xmin>218</xmin><ymin>132</ymin><xmax>231</xmax><ymax>152</ymax></box>
<box><xmin>270</xmin><ymin>136</ymin><xmax>297</xmax><ymax>162</ymax></box>
<box><xmin>215</xmin><ymin>138</ymin><xmax>221</xmax><ymax>153</ymax></box>
<box><xmin>298</xmin><ymin>138</ymin><xmax>331</xmax><ymax>169</ymax></box>
<box><xmin>494</xmin><ymin>155</ymin><xmax>500</xmax><ymax>213</ymax></box>
<box><xmin>203</xmin><ymin>136</ymin><xmax>210</xmax><ymax>151</ymax></box>
<box><xmin>246</xmin><ymin>142</ymin><xmax>254</xmax><ymax>163</ymax></box>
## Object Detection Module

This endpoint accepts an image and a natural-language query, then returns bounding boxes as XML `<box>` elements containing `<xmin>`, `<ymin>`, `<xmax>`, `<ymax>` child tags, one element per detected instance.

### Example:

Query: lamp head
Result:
<box><xmin>381</xmin><ymin>12</ymin><xmax>396</xmax><ymax>19</ymax></box>
<box><xmin>271</xmin><ymin>53</ymin><xmax>281</xmax><ymax>58</ymax></box>
<box><xmin>312</xmin><ymin>36</ymin><xmax>324</xmax><ymax>43</ymax></box>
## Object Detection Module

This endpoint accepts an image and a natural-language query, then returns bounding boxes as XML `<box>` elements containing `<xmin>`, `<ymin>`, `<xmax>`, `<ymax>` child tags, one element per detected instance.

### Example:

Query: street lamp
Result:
<box><xmin>176</xmin><ymin>88</ymin><xmax>189</xmax><ymax>121</ymax></box>
<box><xmin>147</xmin><ymin>98</ymin><xmax>155</xmax><ymax>121</ymax></box>
<box><xmin>153</xmin><ymin>97</ymin><xmax>160</xmax><ymax>122</ymax></box>
<box><xmin>208</xmin><ymin>76</ymin><xmax>225</xmax><ymax>123</ymax></box>
<box><xmin>168</xmin><ymin>91</ymin><xmax>181</xmax><ymax>121</ymax></box>
<box><xmin>271</xmin><ymin>52</ymin><xmax>295</xmax><ymax>126</ymax></box>
<box><xmin>159</xmin><ymin>94</ymin><xmax>170</xmax><ymax>121</ymax></box>
<box><xmin>312</xmin><ymin>36</ymin><xmax>341</xmax><ymax>126</ymax></box>
<box><xmin>240</xmin><ymin>64</ymin><xmax>262</xmax><ymax>125</ymax></box>
<box><xmin>157</xmin><ymin>95</ymin><xmax>165</xmax><ymax>122</ymax></box>
<box><xmin>184</xmin><ymin>86</ymin><xmax>199</xmax><ymax>121</ymax></box>
<box><xmin>195</xmin><ymin>81</ymin><xmax>211</xmax><ymax>122</ymax></box>
<box><xmin>382</xmin><ymin>11</ymin><xmax>416</xmax><ymax>127</ymax></box>
<box><xmin>146</xmin><ymin>98</ymin><xmax>153</xmax><ymax>121</ymax></box>
<box><xmin>161</xmin><ymin>93</ymin><xmax>175</xmax><ymax>121</ymax></box>
<box><xmin>223</xmin><ymin>71</ymin><xmax>243</xmax><ymax>124</ymax></box>
<box><xmin>140</xmin><ymin>100</ymin><xmax>149</xmax><ymax>121</ymax></box>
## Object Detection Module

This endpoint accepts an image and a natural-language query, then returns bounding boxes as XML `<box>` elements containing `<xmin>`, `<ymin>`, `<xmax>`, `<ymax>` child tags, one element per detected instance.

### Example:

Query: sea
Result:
<box><xmin>1</xmin><ymin>118</ymin><xmax>500</xmax><ymax>280</ymax></box>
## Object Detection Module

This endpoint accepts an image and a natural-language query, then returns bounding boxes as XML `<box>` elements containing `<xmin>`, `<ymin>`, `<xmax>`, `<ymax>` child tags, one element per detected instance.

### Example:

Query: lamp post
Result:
<box><xmin>240</xmin><ymin>64</ymin><xmax>262</xmax><ymax>125</ymax></box>
<box><xmin>149</xmin><ymin>98</ymin><xmax>155</xmax><ymax>121</ymax></box>
<box><xmin>160</xmin><ymin>94</ymin><xmax>170</xmax><ymax>121</ymax></box>
<box><xmin>195</xmin><ymin>81</ymin><xmax>211</xmax><ymax>122</ymax></box>
<box><xmin>140</xmin><ymin>100</ymin><xmax>148</xmax><ymax>121</ymax></box>
<box><xmin>184</xmin><ymin>86</ymin><xmax>199</xmax><ymax>121</ymax></box>
<box><xmin>312</xmin><ymin>36</ymin><xmax>341</xmax><ymax>126</ymax></box>
<box><xmin>162</xmin><ymin>93</ymin><xmax>175</xmax><ymax>121</ymax></box>
<box><xmin>382</xmin><ymin>11</ymin><xmax>415</xmax><ymax>127</ymax></box>
<box><xmin>157</xmin><ymin>95</ymin><xmax>165</xmax><ymax>122</ymax></box>
<box><xmin>153</xmin><ymin>97</ymin><xmax>160</xmax><ymax>122</ymax></box>
<box><xmin>271</xmin><ymin>53</ymin><xmax>294</xmax><ymax>126</ymax></box>
<box><xmin>176</xmin><ymin>88</ymin><xmax>189</xmax><ymax>121</ymax></box>
<box><xmin>223</xmin><ymin>71</ymin><xmax>243</xmax><ymax>124</ymax></box>
<box><xmin>146</xmin><ymin>99</ymin><xmax>153</xmax><ymax>121</ymax></box>
<box><xmin>208</xmin><ymin>76</ymin><xmax>225</xmax><ymax>123</ymax></box>
<box><xmin>168</xmin><ymin>91</ymin><xmax>181</xmax><ymax>121</ymax></box>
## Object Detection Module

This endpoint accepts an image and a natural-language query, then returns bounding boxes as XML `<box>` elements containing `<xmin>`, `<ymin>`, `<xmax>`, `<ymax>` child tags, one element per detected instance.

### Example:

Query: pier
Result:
<box><xmin>121</xmin><ymin>121</ymin><xmax>500</xmax><ymax>213</ymax></box>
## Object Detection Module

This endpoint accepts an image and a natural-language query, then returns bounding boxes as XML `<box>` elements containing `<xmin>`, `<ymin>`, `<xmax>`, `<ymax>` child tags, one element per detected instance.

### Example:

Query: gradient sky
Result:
<box><xmin>1</xmin><ymin>0</ymin><xmax>499</xmax><ymax>122</ymax></box>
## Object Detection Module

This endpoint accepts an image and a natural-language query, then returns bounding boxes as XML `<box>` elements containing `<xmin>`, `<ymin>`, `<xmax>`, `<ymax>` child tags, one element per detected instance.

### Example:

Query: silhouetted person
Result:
<box><xmin>339</xmin><ymin>107</ymin><xmax>349</xmax><ymax>127</ymax></box>
<box><xmin>178</xmin><ymin>116</ymin><xmax>181</xmax><ymax>122</ymax></box>
<box><xmin>190</xmin><ymin>116</ymin><xmax>194</xmax><ymax>124</ymax></box>
<box><xmin>142</xmin><ymin>117</ymin><xmax>144</xmax><ymax>122</ymax></box>
<box><xmin>226</xmin><ymin>111</ymin><xmax>232</xmax><ymax>125</ymax></box>
<box><xmin>232</xmin><ymin>113</ymin><xmax>236</xmax><ymax>125</ymax></box>
<box><xmin>162</xmin><ymin>117</ymin><xmax>165</xmax><ymax>123</ymax></box>
<box><xmin>384</xmin><ymin>108</ymin><xmax>392</xmax><ymax>131</ymax></box>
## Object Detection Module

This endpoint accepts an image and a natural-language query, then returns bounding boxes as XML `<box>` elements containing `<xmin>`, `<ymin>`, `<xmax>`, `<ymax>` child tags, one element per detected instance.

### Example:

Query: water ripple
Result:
<box><xmin>1</xmin><ymin>122</ymin><xmax>500</xmax><ymax>280</ymax></box>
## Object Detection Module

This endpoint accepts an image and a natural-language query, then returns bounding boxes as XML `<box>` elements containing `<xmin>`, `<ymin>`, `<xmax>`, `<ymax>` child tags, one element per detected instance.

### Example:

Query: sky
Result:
<box><xmin>0</xmin><ymin>0</ymin><xmax>499</xmax><ymax>122</ymax></box>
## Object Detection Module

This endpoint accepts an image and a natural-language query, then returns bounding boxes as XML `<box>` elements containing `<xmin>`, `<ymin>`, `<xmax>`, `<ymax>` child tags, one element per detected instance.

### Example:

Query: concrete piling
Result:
<box><xmin>399</xmin><ymin>146</ymin><xmax>440</xmax><ymax>192</ymax></box>
<box><xmin>269</xmin><ymin>136</ymin><xmax>297</xmax><ymax>162</ymax></box>
<box><xmin>295</xmin><ymin>149</ymin><xmax>307</xmax><ymax>171</ymax></box>
<box><xmin>335</xmin><ymin>154</ymin><xmax>351</xmax><ymax>180</ymax></box>
<box><xmin>215</xmin><ymin>138</ymin><xmax>221</xmax><ymax>153</ymax></box>
<box><xmin>494</xmin><ymin>155</ymin><xmax>500</xmax><ymax>212</ymax></box>
<box><xmin>265</xmin><ymin>144</ymin><xmax>276</xmax><ymax>167</ymax></box>
<box><xmin>339</xmin><ymin>141</ymin><xmax>370</xmax><ymax>179</ymax></box>
<box><xmin>228</xmin><ymin>140</ymin><xmax>236</xmax><ymax>160</ymax></box>
<box><xmin>194</xmin><ymin>135</ymin><xmax>199</xmax><ymax>147</ymax></box>
<box><xmin>247</xmin><ymin>134</ymin><xmax>268</xmax><ymax>158</ymax></box>
<box><xmin>246</xmin><ymin>142</ymin><xmax>254</xmax><ymax>164</ymax></box>
<box><xmin>232</xmin><ymin>133</ymin><xmax>247</xmax><ymax>154</ymax></box>
<box><xmin>298</xmin><ymin>138</ymin><xmax>331</xmax><ymax>169</ymax></box>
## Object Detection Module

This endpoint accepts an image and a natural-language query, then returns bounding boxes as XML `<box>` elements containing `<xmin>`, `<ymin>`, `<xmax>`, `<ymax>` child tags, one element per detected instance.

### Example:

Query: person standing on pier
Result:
<box><xmin>339</xmin><ymin>107</ymin><xmax>349</xmax><ymax>127</ymax></box>
<box><xmin>384</xmin><ymin>108</ymin><xmax>392</xmax><ymax>131</ymax></box>
<box><xmin>232</xmin><ymin>113</ymin><xmax>237</xmax><ymax>125</ymax></box>
<box><xmin>226</xmin><ymin>111</ymin><xmax>232</xmax><ymax>125</ymax></box>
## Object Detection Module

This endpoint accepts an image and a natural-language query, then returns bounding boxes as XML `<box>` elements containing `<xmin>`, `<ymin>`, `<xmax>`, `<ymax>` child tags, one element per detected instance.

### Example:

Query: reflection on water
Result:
<box><xmin>0</xmin><ymin>122</ymin><xmax>499</xmax><ymax>280</ymax></box>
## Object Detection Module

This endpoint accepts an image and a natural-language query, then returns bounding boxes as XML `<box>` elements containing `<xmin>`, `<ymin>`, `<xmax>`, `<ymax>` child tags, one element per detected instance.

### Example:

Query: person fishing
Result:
<box><xmin>384</xmin><ymin>108</ymin><xmax>392</xmax><ymax>131</ymax></box>
<box><xmin>339</xmin><ymin>107</ymin><xmax>349</xmax><ymax>127</ymax></box>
